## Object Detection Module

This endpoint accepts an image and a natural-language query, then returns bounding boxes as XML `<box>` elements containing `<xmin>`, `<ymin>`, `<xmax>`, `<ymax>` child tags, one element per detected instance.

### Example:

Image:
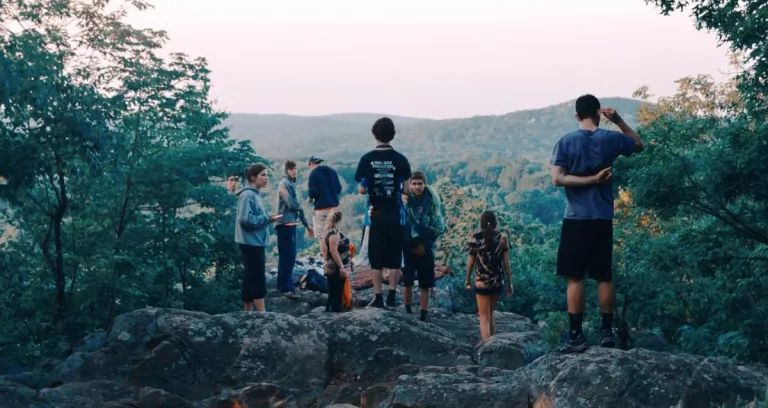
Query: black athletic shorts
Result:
<box><xmin>368</xmin><ymin>224</ymin><xmax>403</xmax><ymax>270</ymax></box>
<box><xmin>403</xmin><ymin>244</ymin><xmax>435</xmax><ymax>288</ymax></box>
<box><xmin>556</xmin><ymin>218</ymin><xmax>613</xmax><ymax>282</ymax></box>
<box><xmin>240</xmin><ymin>244</ymin><xmax>267</xmax><ymax>302</ymax></box>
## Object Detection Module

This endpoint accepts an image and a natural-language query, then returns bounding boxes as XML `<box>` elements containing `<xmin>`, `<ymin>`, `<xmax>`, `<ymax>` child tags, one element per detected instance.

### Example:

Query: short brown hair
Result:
<box><xmin>245</xmin><ymin>163</ymin><xmax>268</xmax><ymax>182</ymax></box>
<box><xmin>411</xmin><ymin>171</ymin><xmax>427</xmax><ymax>183</ymax></box>
<box><xmin>284</xmin><ymin>160</ymin><xmax>297</xmax><ymax>171</ymax></box>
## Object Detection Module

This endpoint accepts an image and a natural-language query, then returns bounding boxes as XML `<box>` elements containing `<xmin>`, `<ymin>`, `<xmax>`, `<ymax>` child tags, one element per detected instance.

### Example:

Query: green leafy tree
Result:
<box><xmin>0</xmin><ymin>0</ymin><xmax>259</xmax><ymax>359</ymax></box>
<box><xmin>647</xmin><ymin>0</ymin><xmax>767</xmax><ymax>116</ymax></box>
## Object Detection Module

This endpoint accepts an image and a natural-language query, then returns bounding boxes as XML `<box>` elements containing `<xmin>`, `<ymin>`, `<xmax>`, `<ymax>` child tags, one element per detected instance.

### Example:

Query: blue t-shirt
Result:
<box><xmin>550</xmin><ymin>128</ymin><xmax>636</xmax><ymax>220</ymax></box>
<box><xmin>355</xmin><ymin>148</ymin><xmax>411</xmax><ymax>227</ymax></box>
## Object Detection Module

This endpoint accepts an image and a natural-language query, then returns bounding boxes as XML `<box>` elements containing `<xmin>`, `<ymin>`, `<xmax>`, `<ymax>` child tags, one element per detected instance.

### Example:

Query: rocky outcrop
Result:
<box><xmin>2</xmin><ymin>293</ymin><xmax>766</xmax><ymax>408</ymax></box>
<box><xmin>519</xmin><ymin>348</ymin><xmax>768</xmax><ymax>408</ymax></box>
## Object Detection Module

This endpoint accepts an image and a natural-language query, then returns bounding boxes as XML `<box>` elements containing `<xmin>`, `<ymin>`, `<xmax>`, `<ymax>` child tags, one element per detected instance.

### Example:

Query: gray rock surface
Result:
<box><xmin>3</xmin><ymin>294</ymin><xmax>766</xmax><ymax>408</ymax></box>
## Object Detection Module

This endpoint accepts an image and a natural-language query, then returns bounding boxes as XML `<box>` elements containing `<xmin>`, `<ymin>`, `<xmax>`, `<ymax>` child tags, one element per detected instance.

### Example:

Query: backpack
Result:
<box><xmin>299</xmin><ymin>269</ymin><xmax>328</xmax><ymax>293</ymax></box>
<box><xmin>324</xmin><ymin>228</ymin><xmax>351</xmax><ymax>267</ymax></box>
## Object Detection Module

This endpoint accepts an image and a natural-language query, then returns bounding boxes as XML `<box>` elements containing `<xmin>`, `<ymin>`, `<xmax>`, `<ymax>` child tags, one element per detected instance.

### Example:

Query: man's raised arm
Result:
<box><xmin>600</xmin><ymin>108</ymin><xmax>644</xmax><ymax>153</ymax></box>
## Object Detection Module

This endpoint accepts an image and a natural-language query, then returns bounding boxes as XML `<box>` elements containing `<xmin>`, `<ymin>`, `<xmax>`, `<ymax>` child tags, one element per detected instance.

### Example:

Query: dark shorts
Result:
<box><xmin>403</xmin><ymin>244</ymin><xmax>435</xmax><ymax>288</ymax></box>
<box><xmin>473</xmin><ymin>285</ymin><xmax>503</xmax><ymax>296</ymax></box>
<box><xmin>368</xmin><ymin>224</ymin><xmax>403</xmax><ymax>270</ymax></box>
<box><xmin>556</xmin><ymin>218</ymin><xmax>613</xmax><ymax>282</ymax></box>
<box><xmin>240</xmin><ymin>244</ymin><xmax>267</xmax><ymax>302</ymax></box>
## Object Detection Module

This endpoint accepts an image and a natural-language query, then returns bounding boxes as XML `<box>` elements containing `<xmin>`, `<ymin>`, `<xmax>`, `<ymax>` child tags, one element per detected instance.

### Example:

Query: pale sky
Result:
<box><xmin>127</xmin><ymin>0</ymin><xmax>732</xmax><ymax>119</ymax></box>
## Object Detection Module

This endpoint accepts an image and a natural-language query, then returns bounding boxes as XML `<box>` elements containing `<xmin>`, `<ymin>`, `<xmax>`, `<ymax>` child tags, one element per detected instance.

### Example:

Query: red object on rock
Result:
<box><xmin>350</xmin><ymin>263</ymin><xmax>452</xmax><ymax>291</ymax></box>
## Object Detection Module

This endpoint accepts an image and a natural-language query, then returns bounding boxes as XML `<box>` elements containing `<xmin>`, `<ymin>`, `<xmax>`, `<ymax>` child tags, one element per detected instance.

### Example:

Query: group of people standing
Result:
<box><xmin>229</xmin><ymin>116</ymin><xmax>455</xmax><ymax>321</ymax></box>
<box><xmin>231</xmin><ymin>93</ymin><xmax>643</xmax><ymax>351</ymax></box>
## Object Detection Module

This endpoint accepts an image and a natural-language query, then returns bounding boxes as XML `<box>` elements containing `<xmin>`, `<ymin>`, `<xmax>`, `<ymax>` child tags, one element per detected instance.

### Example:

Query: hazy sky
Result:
<box><xmin>126</xmin><ymin>0</ymin><xmax>733</xmax><ymax>119</ymax></box>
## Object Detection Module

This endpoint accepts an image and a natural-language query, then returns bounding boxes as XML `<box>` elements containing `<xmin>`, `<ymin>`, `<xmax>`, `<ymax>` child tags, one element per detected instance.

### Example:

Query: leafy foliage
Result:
<box><xmin>647</xmin><ymin>0</ymin><xmax>768</xmax><ymax>117</ymax></box>
<box><xmin>1</xmin><ymin>0</ymin><xmax>768</xmax><ymax>371</ymax></box>
<box><xmin>0</xmin><ymin>0</ymin><xmax>259</xmax><ymax>361</ymax></box>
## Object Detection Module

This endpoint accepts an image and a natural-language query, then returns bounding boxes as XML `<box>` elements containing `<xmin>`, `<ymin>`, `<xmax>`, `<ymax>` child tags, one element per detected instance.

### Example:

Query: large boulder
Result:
<box><xmin>317</xmin><ymin>308</ymin><xmax>472</xmax><ymax>378</ymax></box>
<box><xmin>428</xmin><ymin>309</ymin><xmax>538</xmax><ymax>346</ymax></box>
<box><xmin>7</xmin><ymin>303</ymin><xmax>768</xmax><ymax>408</ymax></box>
<box><xmin>0</xmin><ymin>378</ymin><xmax>36</xmax><ymax>408</ymax></box>
<box><xmin>4</xmin><ymin>380</ymin><xmax>194</xmax><ymax>408</ymax></box>
<box><xmin>264</xmin><ymin>289</ymin><xmax>328</xmax><ymax>316</ymax></box>
<box><xmin>519</xmin><ymin>347</ymin><xmax>768</xmax><ymax>408</ymax></box>
<box><xmin>199</xmin><ymin>382</ymin><xmax>302</xmax><ymax>408</ymax></box>
<box><xmin>387</xmin><ymin>366</ymin><xmax>529</xmax><ymax>408</ymax></box>
<box><xmin>475</xmin><ymin>331</ymin><xmax>545</xmax><ymax>370</ymax></box>
<box><xmin>66</xmin><ymin>308</ymin><xmax>330</xmax><ymax>401</ymax></box>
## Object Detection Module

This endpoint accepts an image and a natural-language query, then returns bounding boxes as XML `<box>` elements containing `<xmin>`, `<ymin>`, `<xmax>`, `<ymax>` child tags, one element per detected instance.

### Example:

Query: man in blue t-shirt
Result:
<box><xmin>355</xmin><ymin>117</ymin><xmax>412</xmax><ymax>308</ymax></box>
<box><xmin>550</xmin><ymin>94</ymin><xmax>644</xmax><ymax>353</ymax></box>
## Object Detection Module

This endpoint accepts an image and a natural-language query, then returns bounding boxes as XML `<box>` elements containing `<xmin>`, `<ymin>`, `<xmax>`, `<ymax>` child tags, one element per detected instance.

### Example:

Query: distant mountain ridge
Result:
<box><xmin>225</xmin><ymin>97</ymin><xmax>649</xmax><ymax>163</ymax></box>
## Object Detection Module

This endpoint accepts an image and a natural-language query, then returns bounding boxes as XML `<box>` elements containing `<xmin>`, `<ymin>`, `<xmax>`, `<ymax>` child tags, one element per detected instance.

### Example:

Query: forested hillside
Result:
<box><xmin>227</xmin><ymin>97</ymin><xmax>647</xmax><ymax>162</ymax></box>
<box><xmin>1</xmin><ymin>0</ymin><xmax>767</xmax><ymax>387</ymax></box>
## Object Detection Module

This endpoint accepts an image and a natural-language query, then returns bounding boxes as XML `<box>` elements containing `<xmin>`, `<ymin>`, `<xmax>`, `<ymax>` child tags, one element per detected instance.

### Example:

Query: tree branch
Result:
<box><xmin>25</xmin><ymin>192</ymin><xmax>53</xmax><ymax>217</ymax></box>
<box><xmin>662</xmin><ymin>140</ymin><xmax>768</xmax><ymax>244</ymax></box>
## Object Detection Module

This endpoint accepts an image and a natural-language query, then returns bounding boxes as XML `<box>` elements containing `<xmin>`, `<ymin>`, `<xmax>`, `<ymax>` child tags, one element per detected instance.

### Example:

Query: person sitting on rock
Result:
<box><xmin>235</xmin><ymin>163</ymin><xmax>281</xmax><ymax>312</ymax></box>
<box><xmin>324</xmin><ymin>210</ymin><xmax>351</xmax><ymax>312</ymax></box>
<box><xmin>402</xmin><ymin>171</ymin><xmax>445</xmax><ymax>322</ymax></box>
<box><xmin>465</xmin><ymin>210</ymin><xmax>513</xmax><ymax>341</ymax></box>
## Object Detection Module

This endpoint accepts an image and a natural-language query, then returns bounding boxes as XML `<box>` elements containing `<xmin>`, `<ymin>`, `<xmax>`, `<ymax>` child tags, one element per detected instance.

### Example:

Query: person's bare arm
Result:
<box><xmin>465</xmin><ymin>254</ymin><xmax>476</xmax><ymax>288</ymax></box>
<box><xmin>600</xmin><ymin>108</ymin><xmax>644</xmax><ymax>153</ymax></box>
<box><xmin>328</xmin><ymin>233</ymin><xmax>347</xmax><ymax>275</ymax></box>
<box><xmin>551</xmin><ymin>166</ymin><xmax>611</xmax><ymax>187</ymax></box>
<box><xmin>502</xmin><ymin>242</ymin><xmax>513</xmax><ymax>294</ymax></box>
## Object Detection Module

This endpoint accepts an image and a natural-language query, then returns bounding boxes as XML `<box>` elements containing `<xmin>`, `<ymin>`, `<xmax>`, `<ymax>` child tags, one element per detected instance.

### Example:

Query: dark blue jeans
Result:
<box><xmin>276</xmin><ymin>225</ymin><xmax>297</xmax><ymax>292</ymax></box>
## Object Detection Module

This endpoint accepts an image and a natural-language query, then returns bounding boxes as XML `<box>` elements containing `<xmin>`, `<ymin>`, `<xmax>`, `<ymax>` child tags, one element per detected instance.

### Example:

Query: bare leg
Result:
<box><xmin>253</xmin><ymin>299</ymin><xmax>265</xmax><ymax>312</ymax></box>
<box><xmin>372</xmin><ymin>269</ymin><xmax>383</xmax><ymax>295</ymax></box>
<box><xmin>489</xmin><ymin>294</ymin><xmax>500</xmax><ymax>336</ymax></box>
<box><xmin>420</xmin><ymin>287</ymin><xmax>429</xmax><ymax>311</ymax></box>
<box><xmin>319</xmin><ymin>238</ymin><xmax>328</xmax><ymax>265</ymax></box>
<box><xmin>404</xmin><ymin>286</ymin><xmax>413</xmax><ymax>307</ymax></box>
<box><xmin>597</xmin><ymin>281</ymin><xmax>615</xmax><ymax>314</ymax></box>
<box><xmin>567</xmin><ymin>278</ymin><xmax>586</xmax><ymax>314</ymax></box>
<box><xmin>243</xmin><ymin>302</ymin><xmax>253</xmax><ymax>312</ymax></box>
<box><xmin>476</xmin><ymin>294</ymin><xmax>492</xmax><ymax>341</ymax></box>
<box><xmin>386</xmin><ymin>269</ymin><xmax>400</xmax><ymax>290</ymax></box>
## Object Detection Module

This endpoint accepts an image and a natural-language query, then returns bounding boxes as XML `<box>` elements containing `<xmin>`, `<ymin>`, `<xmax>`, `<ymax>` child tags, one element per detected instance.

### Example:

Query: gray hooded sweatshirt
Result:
<box><xmin>275</xmin><ymin>176</ymin><xmax>309</xmax><ymax>228</ymax></box>
<box><xmin>235</xmin><ymin>186</ymin><xmax>270</xmax><ymax>247</ymax></box>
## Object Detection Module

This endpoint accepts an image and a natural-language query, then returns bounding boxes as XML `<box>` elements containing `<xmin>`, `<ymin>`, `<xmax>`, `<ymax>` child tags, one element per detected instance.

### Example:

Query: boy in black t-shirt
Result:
<box><xmin>355</xmin><ymin>117</ymin><xmax>412</xmax><ymax>308</ymax></box>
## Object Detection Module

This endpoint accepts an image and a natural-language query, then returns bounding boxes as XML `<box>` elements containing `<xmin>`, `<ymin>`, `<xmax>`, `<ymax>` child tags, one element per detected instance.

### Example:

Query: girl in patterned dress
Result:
<box><xmin>465</xmin><ymin>210</ymin><xmax>513</xmax><ymax>341</ymax></box>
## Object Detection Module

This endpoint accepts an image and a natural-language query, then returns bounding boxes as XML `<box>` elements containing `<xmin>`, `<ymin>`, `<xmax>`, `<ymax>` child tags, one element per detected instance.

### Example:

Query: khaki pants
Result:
<box><xmin>312</xmin><ymin>208</ymin><xmax>333</xmax><ymax>241</ymax></box>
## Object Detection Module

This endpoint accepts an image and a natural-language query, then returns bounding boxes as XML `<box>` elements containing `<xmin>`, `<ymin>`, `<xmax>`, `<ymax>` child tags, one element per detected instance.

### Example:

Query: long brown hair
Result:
<box><xmin>480</xmin><ymin>210</ymin><xmax>498</xmax><ymax>249</ymax></box>
<box><xmin>326</xmin><ymin>210</ymin><xmax>342</xmax><ymax>231</ymax></box>
<box><xmin>245</xmin><ymin>163</ymin><xmax>268</xmax><ymax>183</ymax></box>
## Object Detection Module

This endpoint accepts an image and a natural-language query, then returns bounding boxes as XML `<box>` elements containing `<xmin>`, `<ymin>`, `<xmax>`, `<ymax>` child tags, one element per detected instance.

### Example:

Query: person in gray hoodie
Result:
<box><xmin>274</xmin><ymin>160</ymin><xmax>313</xmax><ymax>296</ymax></box>
<box><xmin>235</xmin><ymin>163</ymin><xmax>280</xmax><ymax>312</ymax></box>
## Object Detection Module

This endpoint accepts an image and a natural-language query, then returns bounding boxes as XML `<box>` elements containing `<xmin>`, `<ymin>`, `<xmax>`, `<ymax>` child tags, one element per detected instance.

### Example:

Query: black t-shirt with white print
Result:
<box><xmin>354</xmin><ymin>147</ymin><xmax>412</xmax><ymax>227</ymax></box>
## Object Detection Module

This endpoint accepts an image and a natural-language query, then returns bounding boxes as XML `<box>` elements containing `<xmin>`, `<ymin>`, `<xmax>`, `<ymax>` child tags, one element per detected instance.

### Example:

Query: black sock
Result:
<box><xmin>405</xmin><ymin>305</ymin><xmax>412</xmax><ymax>314</ymax></box>
<box><xmin>601</xmin><ymin>313</ymin><xmax>614</xmax><ymax>332</ymax></box>
<box><xmin>420</xmin><ymin>309</ymin><xmax>428</xmax><ymax>321</ymax></box>
<box><xmin>375</xmin><ymin>293</ymin><xmax>383</xmax><ymax>302</ymax></box>
<box><xmin>568</xmin><ymin>313</ymin><xmax>583</xmax><ymax>339</ymax></box>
